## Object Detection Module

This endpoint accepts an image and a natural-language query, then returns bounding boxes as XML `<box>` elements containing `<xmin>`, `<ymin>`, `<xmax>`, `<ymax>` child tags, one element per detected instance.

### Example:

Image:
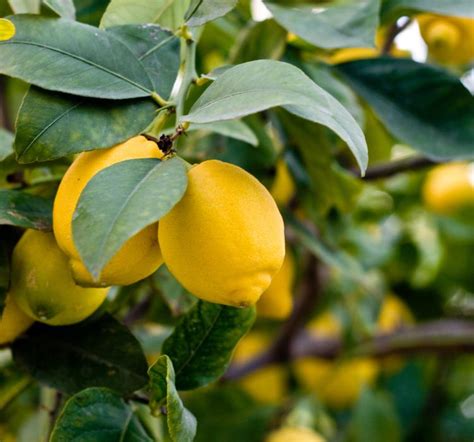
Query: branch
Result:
<box><xmin>225</xmin><ymin>319</ymin><xmax>474</xmax><ymax>380</ymax></box>
<box><xmin>381</xmin><ymin>18</ymin><xmax>412</xmax><ymax>54</ymax></box>
<box><xmin>359</xmin><ymin>155</ymin><xmax>438</xmax><ymax>180</ymax></box>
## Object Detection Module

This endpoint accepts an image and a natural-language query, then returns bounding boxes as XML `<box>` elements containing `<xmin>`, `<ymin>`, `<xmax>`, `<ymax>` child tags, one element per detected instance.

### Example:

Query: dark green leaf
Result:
<box><xmin>0</xmin><ymin>365</ymin><xmax>30</xmax><ymax>410</ymax></box>
<box><xmin>349</xmin><ymin>389</ymin><xmax>401</xmax><ymax>442</ymax></box>
<box><xmin>108</xmin><ymin>24</ymin><xmax>180</xmax><ymax>99</ymax></box>
<box><xmin>337</xmin><ymin>57</ymin><xmax>474</xmax><ymax>160</ymax></box>
<box><xmin>73</xmin><ymin>157</ymin><xmax>187</xmax><ymax>280</ymax></box>
<box><xmin>265</xmin><ymin>0</ymin><xmax>380</xmax><ymax>49</ymax></box>
<box><xmin>0</xmin><ymin>128</ymin><xmax>13</xmax><ymax>161</ymax></box>
<box><xmin>43</xmin><ymin>0</ymin><xmax>76</xmax><ymax>19</ymax></box>
<box><xmin>0</xmin><ymin>16</ymin><xmax>154</xmax><ymax>99</ymax></box>
<box><xmin>0</xmin><ymin>189</ymin><xmax>52</xmax><ymax>230</ymax></box>
<box><xmin>74</xmin><ymin>0</ymin><xmax>110</xmax><ymax>26</ymax></box>
<box><xmin>185</xmin><ymin>386</ymin><xmax>276</xmax><ymax>442</ymax></box>
<box><xmin>185</xmin><ymin>0</ymin><xmax>237</xmax><ymax>27</ymax></box>
<box><xmin>12</xmin><ymin>314</ymin><xmax>148</xmax><ymax>395</ymax></box>
<box><xmin>182</xmin><ymin>60</ymin><xmax>368</xmax><ymax>173</ymax></box>
<box><xmin>163</xmin><ymin>301</ymin><xmax>255</xmax><ymax>390</ymax></box>
<box><xmin>382</xmin><ymin>0</ymin><xmax>474</xmax><ymax>22</ymax></box>
<box><xmin>50</xmin><ymin>387</ymin><xmax>153</xmax><ymax>442</ymax></box>
<box><xmin>149</xmin><ymin>356</ymin><xmax>197</xmax><ymax>442</ymax></box>
<box><xmin>14</xmin><ymin>87</ymin><xmax>158</xmax><ymax>163</ymax></box>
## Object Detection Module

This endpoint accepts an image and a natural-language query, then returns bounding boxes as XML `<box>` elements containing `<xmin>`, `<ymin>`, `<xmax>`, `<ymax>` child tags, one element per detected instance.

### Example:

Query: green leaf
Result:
<box><xmin>0</xmin><ymin>365</ymin><xmax>30</xmax><ymax>410</ymax></box>
<box><xmin>7</xmin><ymin>0</ymin><xmax>39</xmax><ymax>13</ymax></box>
<box><xmin>0</xmin><ymin>190</ymin><xmax>53</xmax><ymax>230</ymax></box>
<box><xmin>0</xmin><ymin>16</ymin><xmax>154</xmax><ymax>99</ymax></box>
<box><xmin>185</xmin><ymin>0</ymin><xmax>237</xmax><ymax>27</ymax></box>
<box><xmin>382</xmin><ymin>0</ymin><xmax>474</xmax><ymax>21</ymax></box>
<box><xmin>182</xmin><ymin>60</ymin><xmax>368</xmax><ymax>173</ymax></box>
<box><xmin>162</xmin><ymin>301</ymin><xmax>255</xmax><ymax>390</ymax></box>
<box><xmin>108</xmin><ymin>24</ymin><xmax>180</xmax><ymax>98</ymax></box>
<box><xmin>190</xmin><ymin>120</ymin><xmax>258</xmax><ymax>146</ymax></box>
<box><xmin>100</xmin><ymin>0</ymin><xmax>191</xmax><ymax>31</ymax></box>
<box><xmin>265</xmin><ymin>0</ymin><xmax>380</xmax><ymax>49</ymax></box>
<box><xmin>149</xmin><ymin>355</ymin><xmax>197</xmax><ymax>442</ymax></box>
<box><xmin>337</xmin><ymin>57</ymin><xmax>474</xmax><ymax>160</ymax></box>
<box><xmin>74</xmin><ymin>0</ymin><xmax>110</xmax><ymax>26</ymax></box>
<box><xmin>12</xmin><ymin>314</ymin><xmax>148</xmax><ymax>395</ymax></box>
<box><xmin>43</xmin><ymin>0</ymin><xmax>76</xmax><ymax>19</ymax></box>
<box><xmin>14</xmin><ymin>87</ymin><xmax>158</xmax><ymax>163</ymax></box>
<box><xmin>73</xmin><ymin>157</ymin><xmax>187</xmax><ymax>280</ymax></box>
<box><xmin>0</xmin><ymin>128</ymin><xmax>13</xmax><ymax>161</ymax></box>
<box><xmin>50</xmin><ymin>387</ymin><xmax>153</xmax><ymax>442</ymax></box>
<box><xmin>349</xmin><ymin>389</ymin><xmax>401</xmax><ymax>442</ymax></box>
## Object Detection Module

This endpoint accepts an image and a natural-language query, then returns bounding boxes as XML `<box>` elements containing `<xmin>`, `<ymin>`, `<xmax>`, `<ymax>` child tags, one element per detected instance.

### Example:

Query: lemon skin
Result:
<box><xmin>9</xmin><ymin>230</ymin><xmax>108</xmax><ymax>326</ymax></box>
<box><xmin>159</xmin><ymin>160</ymin><xmax>285</xmax><ymax>307</ymax></box>
<box><xmin>0</xmin><ymin>294</ymin><xmax>34</xmax><ymax>345</ymax></box>
<box><xmin>53</xmin><ymin>136</ymin><xmax>163</xmax><ymax>287</ymax></box>
<box><xmin>270</xmin><ymin>159</ymin><xmax>296</xmax><ymax>207</ymax></box>
<box><xmin>233</xmin><ymin>332</ymin><xmax>287</xmax><ymax>404</ymax></box>
<box><xmin>422</xmin><ymin>163</ymin><xmax>474</xmax><ymax>216</ymax></box>
<box><xmin>257</xmin><ymin>250</ymin><xmax>294</xmax><ymax>320</ymax></box>
<box><xmin>266</xmin><ymin>427</ymin><xmax>326</xmax><ymax>442</ymax></box>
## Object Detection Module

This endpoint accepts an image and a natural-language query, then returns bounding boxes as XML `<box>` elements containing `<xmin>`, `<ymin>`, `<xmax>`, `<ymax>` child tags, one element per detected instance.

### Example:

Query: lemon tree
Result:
<box><xmin>0</xmin><ymin>1</ymin><xmax>473</xmax><ymax>441</ymax></box>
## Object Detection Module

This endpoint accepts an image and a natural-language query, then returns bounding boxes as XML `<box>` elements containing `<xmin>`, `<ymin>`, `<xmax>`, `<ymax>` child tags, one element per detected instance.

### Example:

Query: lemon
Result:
<box><xmin>422</xmin><ymin>163</ymin><xmax>474</xmax><ymax>215</ymax></box>
<box><xmin>270</xmin><ymin>159</ymin><xmax>296</xmax><ymax>207</ymax></box>
<box><xmin>159</xmin><ymin>160</ymin><xmax>285</xmax><ymax>307</ymax></box>
<box><xmin>9</xmin><ymin>230</ymin><xmax>108</xmax><ymax>325</ymax></box>
<box><xmin>257</xmin><ymin>250</ymin><xmax>294</xmax><ymax>319</ymax></box>
<box><xmin>0</xmin><ymin>294</ymin><xmax>34</xmax><ymax>344</ymax></box>
<box><xmin>266</xmin><ymin>427</ymin><xmax>326</xmax><ymax>442</ymax></box>
<box><xmin>294</xmin><ymin>312</ymin><xmax>379</xmax><ymax>409</ymax></box>
<box><xmin>53</xmin><ymin>136</ymin><xmax>163</xmax><ymax>287</ymax></box>
<box><xmin>0</xmin><ymin>19</ymin><xmax>15</xmax><ymax>41</ymax></box>
<box><xmin>418</xmin><ymin>14</ymin><xmax>474</xmax><ymax>65</ymax></box>
<box><xmin>233</xmin><ymin>332</ymin><xmax>287</xmax><ymax>404</ymax></box>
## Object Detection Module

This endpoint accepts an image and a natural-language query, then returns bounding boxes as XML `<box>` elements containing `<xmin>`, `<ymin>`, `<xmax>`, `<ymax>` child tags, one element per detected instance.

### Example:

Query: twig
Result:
<box><xmin>123</xmin><ymin>294</ymin><xmax>152</xmax><ymax>327</ymax></box>
<box><xmin>358</xmin><ymin>155</ymin><xmax>438</xmax><ymax>180</ymax></box>
<box><xmin>0</xmin><ymin>77</ymin><xmax>13</xmax><ymax>131</ymax></box>
<box><xmin>381</xmin><ymin>18</ymin><xmax>412</xmax><ymax>54</ymax></box>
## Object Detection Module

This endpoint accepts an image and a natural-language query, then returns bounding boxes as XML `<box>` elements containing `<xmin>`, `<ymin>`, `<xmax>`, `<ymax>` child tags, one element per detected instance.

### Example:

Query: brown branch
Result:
<box><xmin>225</xmin><ymin>319</ymin><xmax>474</xmax><ymax>381</ymax></box>
<box><xmin>381</xmin><ymin>18</ymin><xmax>412</xmax><ymax>54</ymax></box>
<box><xmin>358</xmin><ymin>155</ymin><xmax>438</xmax><ymax>180</ymax></box>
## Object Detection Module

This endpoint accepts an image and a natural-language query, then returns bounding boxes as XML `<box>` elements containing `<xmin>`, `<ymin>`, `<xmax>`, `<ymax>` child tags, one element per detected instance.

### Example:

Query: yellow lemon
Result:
<box><xmin>0</xmin><ymin>294</ymin><xmax>34</xmax><ymax>345</ymax></box>
<box><xmin>53</xmin><ymin>136</ymin><xmax>164</xmax><ymax>287</ymax></box>
<box><xmin>266</xmin><ymin>427</ymin><xmax>326</xmax><ymax>442</ymax></box>
<box><xmin>294</xmin><ymin>312</ymin><xmax>379</xmax><ymax>409</ymax></box>
<box><xmin>422</xmin><ymin>163</ymin><xmax>474</xmax><ymax>215</ymax></box>
<box><xmin>233</xmin><ymin>332</ymin><xmax>287</xmax><ymax>404</ymax></box>
<box><xmin>270</xmin><ymin>159</ymin><xmax>296</xmax><ymax>207</ymax></box>
<box><xmin>158</xmin><ymin>160</ymin><xmax>285</xmax><ymax>307</ymax></box>
<box><xmin>9</xmin><ymin>230</ymin><xmax>108</xmax><ymax>325</ymax></box>
<box><xmin>0</xmin><ymin>19</ymin><xmax>15</xmax><ymax>41</ymax></box>
<box><xmin>257</xmin><ymin>250</ymin><xmax>294</xmax><ymax>319</ymax></box>
<box><xmin>418</xmin><ymin>14</ymin><xmax>474</xmax><ymax>65</ymax></box>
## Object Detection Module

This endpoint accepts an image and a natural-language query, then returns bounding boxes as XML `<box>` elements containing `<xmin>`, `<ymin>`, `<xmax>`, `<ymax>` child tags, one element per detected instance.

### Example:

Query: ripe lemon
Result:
<box><xmin>418</xmin><ymin>14</ymin><xmax>474</xmax><ymax>65</ymax></box>
<box><xmin>53</xmin><ymin>136</ymin><xmax>163</xmax><ymax>287</ymax></box>
<box><xmin>422</xmin><ymin>163</ymin><xmax>474</xmax><ymax>215</ymax></box>
<box><xmin>0</xmin><ymin>294</ymin><xmax>34</xmax><ymax>344</ymax></box>
<box><xmin>294</xmin><ymin>312</ymin><xmax>379</xmax><ymax>409</ymax></box>
<box><xmin>158</xmin><ymin>160</ymin><xmax>285</xmax><ymax>307</ymax></box>
<box><xmin>257</xmin><ymin>250</ymin><xmax>294</xmax><ymax>319</ymax></box>
<box><xmin>233</xmin><ymin>332</ymin><xmax>287</xmax><ymax>404</ymax></box>
<box><xmin>266</xmin><ymin>427</ymin><xmax>326</xmax><ymax>442</ymax></box>
<box><xmin>9</xmin><ymin>230</ymin><xmax>108</xmax><ymax>325</ymax></box>
<box><xmin>270</xmin><ymin>159</ymin><xmax>296</xmax><ymax>207</ymax></box>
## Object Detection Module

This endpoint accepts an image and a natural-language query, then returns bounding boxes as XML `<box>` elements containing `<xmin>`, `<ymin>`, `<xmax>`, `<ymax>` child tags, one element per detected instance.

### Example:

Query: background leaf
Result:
<box><xmin>182</xmin><ymin>60</ymin><xmax>368</xmax><ymax>173</ymax></box>
<box><xmin>0</xmin><ymin>189</ymin><xmax>53</xmax><ymax>230</ymax></box>
<box><xmin>14</xmin><ymin>87</ymin><xmax>158</xmax><ymax>163</ymax></box>
<box><xmin>50</xmin><ymin>387</ymin><xmax>153</xmax><ymax>442</ymax></box>
<box><xmin>12</xmin><ymin>314</ymin><xmax>148</xmax><ymax>395</ymax></box>
<box><xmin>42</xmin><ymin>0</ymin><xmax>76</xmax><ymax>19</ymax></box>
<box><xmin>381</xmin><ymin>0</ymin><xmax>474</xmax><ymax>21</ymax></box>
<box><xmin>265</xmin><ymin>0</ymin><xmax>380</xmax><ymax>49</ymax></box>
<box><xmin>0</xmin><ymin>16</ymin><xmax>154</xmax><ymax>99</ymax></box>
<box><xmin>185</xmin><ymin>0</ymin><xmax>237</xmax><ymax>27</ymax></box>
<box><xmin>337</xmin><ymin>57</ymin><xmax>474</xmax><ymax>160</ymax></box>
<box><xmin>149</xmin><ymin>355</ymin><xmax>197</xmax><ymax>442</ymax></box>
<box><xmin>189</xmin><ymin>120</ymin><xmax>258</xmax><ymax>146</ymax></box>
<box><xmin>7</xmin><ymin>0</ymin><xmax>39</xmax><ymax>13</ymax></box>
<box><xmin>0</xmin><ymin>128</ymin><xmax>13</xmax><ymax>161</ymax></box>
<box><xmin>73</xmin><ymin>157</ymin><xmax>187</xmax><ymax>280</ymax></box>
<box><xmin>162</xmin><ymin>301</ymin><xmax>255</xmax><ymax>390</ymax></box>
